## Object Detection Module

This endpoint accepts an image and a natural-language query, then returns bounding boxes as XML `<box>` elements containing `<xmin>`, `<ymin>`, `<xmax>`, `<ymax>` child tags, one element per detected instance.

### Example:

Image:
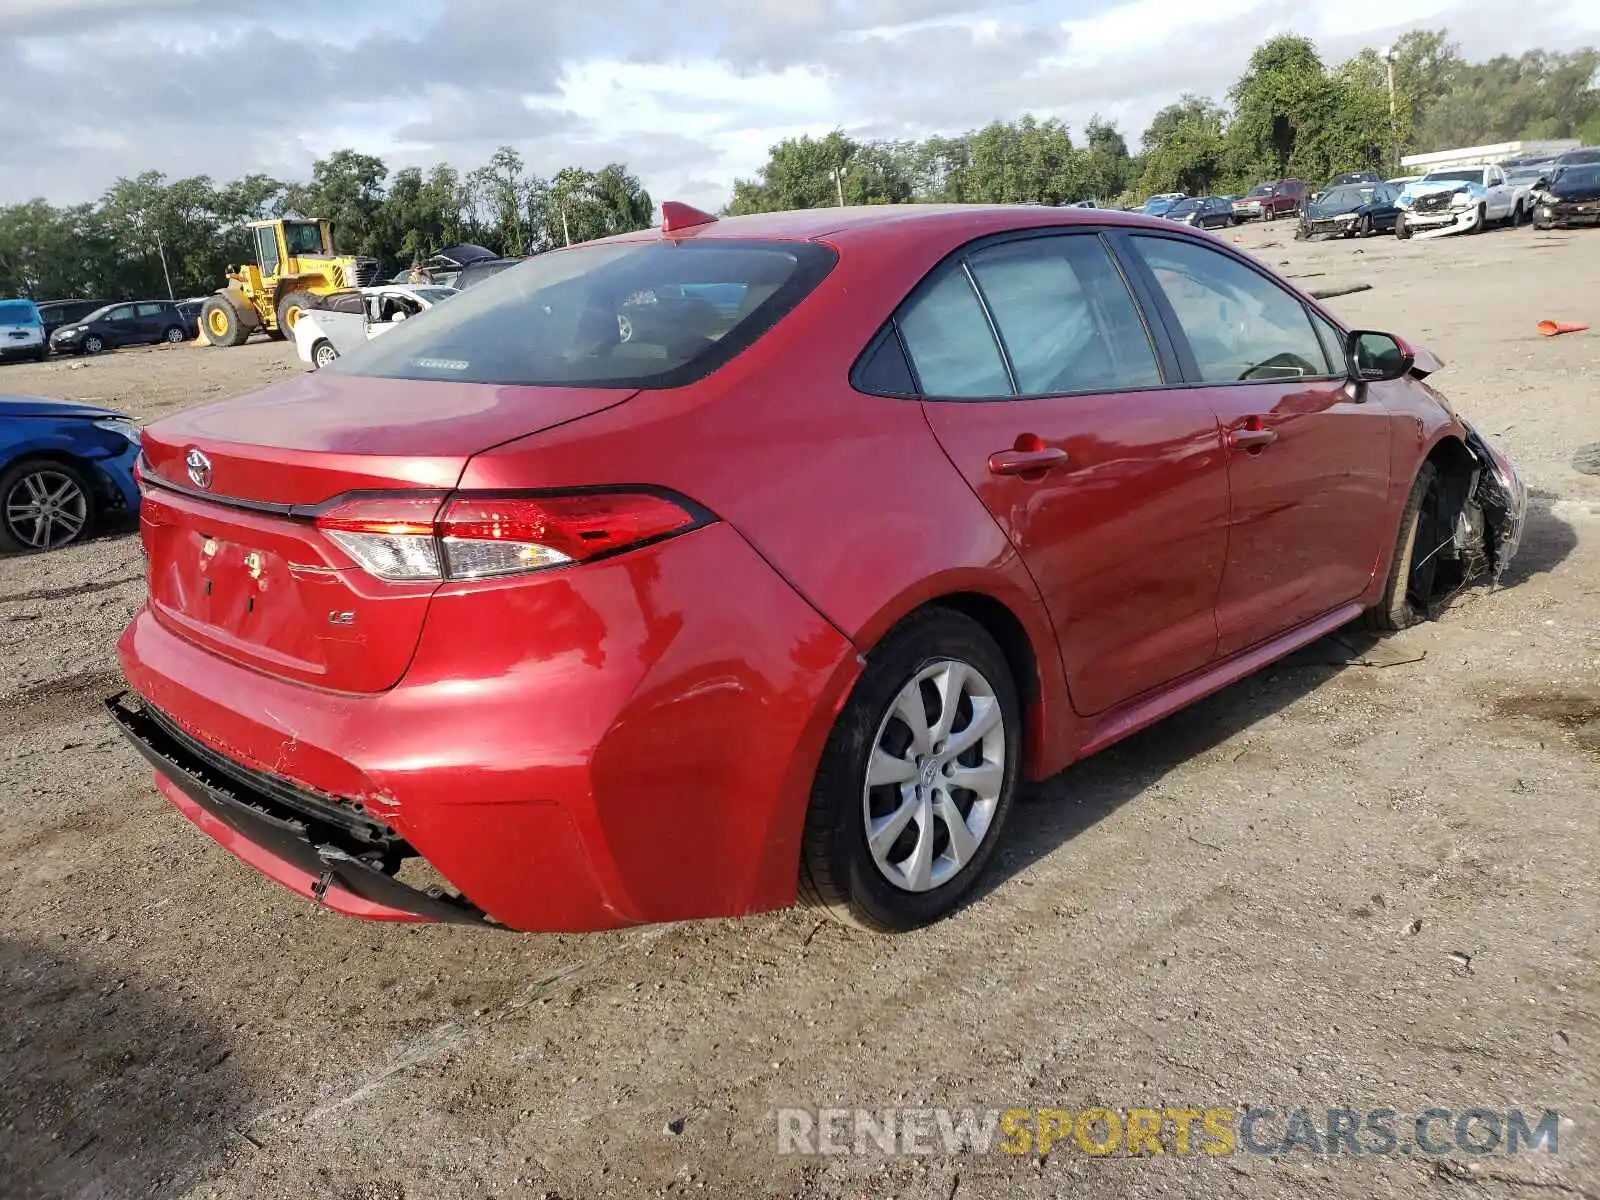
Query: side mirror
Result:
<box><xmin>1347</xmin><ymin>330</ymin><xmax>1414</xmax><ymax>382</ymax></box>
<box><xmin>1534</xmin><ymin>177</ymin><xmax>1549</xmax><ymax>191</ymax></box>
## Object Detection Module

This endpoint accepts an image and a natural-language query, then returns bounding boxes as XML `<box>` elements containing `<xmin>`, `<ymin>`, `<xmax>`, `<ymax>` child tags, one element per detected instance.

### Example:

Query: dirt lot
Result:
<box><xmin>2</xmin><ymin>220</ymin><xmax>1597</xmax><ymax>1200</ymax></box>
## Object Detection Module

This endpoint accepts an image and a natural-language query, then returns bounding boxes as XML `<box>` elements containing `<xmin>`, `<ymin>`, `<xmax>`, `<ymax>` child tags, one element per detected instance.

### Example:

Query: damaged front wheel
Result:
<box><xmin>1367</xmin><ymin>461</ymin><xmax>1448</xmax><ymax>631</ymax></box>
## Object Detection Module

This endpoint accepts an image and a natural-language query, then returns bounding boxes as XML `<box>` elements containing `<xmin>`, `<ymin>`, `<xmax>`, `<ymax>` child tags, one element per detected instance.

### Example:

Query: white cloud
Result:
<box><xmin>0</xmin><ymin>0</ymin><xmax>1595</xmax><ymax>208</ymax></box>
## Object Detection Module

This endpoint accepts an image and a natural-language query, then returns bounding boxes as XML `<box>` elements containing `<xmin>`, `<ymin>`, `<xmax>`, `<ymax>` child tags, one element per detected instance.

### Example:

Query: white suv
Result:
<box><xmin>0</xmin><ymin>299</ymin><xmax>47</xmax><ymax>364</ymax></box>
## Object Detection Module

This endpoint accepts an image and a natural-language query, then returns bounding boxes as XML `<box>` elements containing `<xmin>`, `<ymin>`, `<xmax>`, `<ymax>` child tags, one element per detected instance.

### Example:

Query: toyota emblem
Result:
<box><xmin>185</xmin><ymin>448</ymin><xmax>213</xmax><ymax>490</ymax></box>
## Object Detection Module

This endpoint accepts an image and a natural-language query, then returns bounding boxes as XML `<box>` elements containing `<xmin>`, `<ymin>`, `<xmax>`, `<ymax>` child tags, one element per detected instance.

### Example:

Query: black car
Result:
<box><xmin>1534</xmin><ymin>164</ymin><xmax>1600</xmax><ymax>228</ymax></box>
<box><xmin>453</xmin><ymin>257</ymin><xmax>522</xmax><ymax>290</ymax></box>
<box><xmin>1297</xmin><ymin>183</ymin><xmax>1402</xmax><ymax>239</ymax></box>
<box><xmin>35</xmin><ymin>299</ymin><xmax>107</xmax><ymax>344</ymax></box>
<box><xmin>1330</xmin><ymin>171</ymin><xmax>1382</xmax><ymax>187</ymax></box>
<box><xmin>175</xmin><ymin>299</ymin><xmax>205</xmax><ymax>332</ymax></box>
<box><xmin>50</xmin><ymin>300</ymin><xmax>189</xmax><ymax>355</ymax></box>
<box><xmin>1553</xmin><ymin>148</ymin><xmax>1600</xmax><ymax>168</ymax></box>
<box><xmin>1162</xmin><ymin>196</ymin><xmax>1235</xmax><ymax>230</ymax></box>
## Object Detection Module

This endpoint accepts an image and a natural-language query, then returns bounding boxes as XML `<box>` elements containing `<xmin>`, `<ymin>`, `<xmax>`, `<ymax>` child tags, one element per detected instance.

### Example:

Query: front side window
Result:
<box><xmin>967</xmin><ymin>236</ymin><xmax>1161</xmax><ymax>396</ymax></box>
<box><xmin>136</xmin><ymin>302</ymin><xmax>166</xmax><ymax>317</ymax></box>
<box><xmin>1309</xmin><ymin>311</ymin><xmax>1348</xmax><ymax>375</ymax></box>
<box><xmin>1132</xmin><ymin>235</ymin><xmax>1331</xmax><ymax>383</ymax></box>
<box><xmin>334</xmin><ymin>239</ymin><xmax>835</xmax><ymax>389</ymax></box>
<box><xmin>106</xmin><ymin>305</ymin><xmax>136</xmax><ymax>323</ymax></box>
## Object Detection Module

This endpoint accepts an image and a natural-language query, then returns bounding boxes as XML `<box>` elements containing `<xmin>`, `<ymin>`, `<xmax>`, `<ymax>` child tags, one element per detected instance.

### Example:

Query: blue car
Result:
<box><xmin>0</xmin><ymin>394</ymin><xmax>141</xmax><ymax>552</ymax></box>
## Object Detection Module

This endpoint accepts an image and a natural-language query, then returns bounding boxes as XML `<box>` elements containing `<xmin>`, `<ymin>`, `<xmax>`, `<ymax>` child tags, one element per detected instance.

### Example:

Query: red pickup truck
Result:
<box><xmin>1232</xmin><ymin>178</ymin><xmax>1306</xmax><ymax>221</ymax></box>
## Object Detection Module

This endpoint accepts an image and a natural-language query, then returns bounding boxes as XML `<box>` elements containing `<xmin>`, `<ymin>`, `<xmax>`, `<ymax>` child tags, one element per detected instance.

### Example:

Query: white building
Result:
<box><xmin>1400</xmin><ymin>140</ymin><xmax>1580</xmax><ymax>172</ymax></box>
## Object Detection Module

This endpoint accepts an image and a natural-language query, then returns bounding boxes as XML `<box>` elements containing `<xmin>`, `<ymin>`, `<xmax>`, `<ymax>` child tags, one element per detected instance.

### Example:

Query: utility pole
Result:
<box><xmin>151</xmin><ymin>222</ymin><xmax>175</xmax><ymax>300</ymax></box>
<box><xmin>834</xmin><ymin>166</ymin><xmax>846</xmax><ymax>207</ymax></box>
<box><xmin>561</xmin><ymin>205</ymin><xmax>571</xmax><ymax>247</ymax></box>
<box><xmin>1381</xmin><ymin>46</ymin><xmax>1400</xmax><ymax>173</ymax></box>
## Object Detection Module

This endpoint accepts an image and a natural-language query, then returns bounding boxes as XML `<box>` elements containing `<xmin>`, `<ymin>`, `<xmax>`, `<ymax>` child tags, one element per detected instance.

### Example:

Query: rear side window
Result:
<box><xmin>896</xmin><ymin>265</ymin><xmax>1011</xmax><ymax>398</ymax></box>
<box><xmin>0</xmin><ymin>301</ymin><xmax>39</xmax><ymax>324</ymax></box>
<box><xmin>1132</xmin><ymin>236</ymin><xmax>1332</xmax><ymax>383</ymax></box>
<box><xmin>967</xmin><ymin>236</ymin><xmax>1160</xmax><ymax>395</ymax></box>
<box><xmin>335</xmin><ymin>239</ymin><xmax>836</xmax><ymax>388</ymax></box>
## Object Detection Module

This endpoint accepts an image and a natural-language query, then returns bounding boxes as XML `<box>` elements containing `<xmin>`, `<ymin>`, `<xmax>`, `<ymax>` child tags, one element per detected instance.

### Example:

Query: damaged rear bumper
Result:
<box><xmin>106</xmin><ymin>693</ymin><xmax>490</xmax><ymax>925</ymax></box>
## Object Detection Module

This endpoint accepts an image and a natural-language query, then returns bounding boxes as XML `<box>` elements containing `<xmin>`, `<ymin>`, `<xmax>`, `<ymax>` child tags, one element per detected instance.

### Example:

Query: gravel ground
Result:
<box><xmin>1</xmin><ymin>219</ymin><xmax>1597</xmax><ymax>1200</ymax></box>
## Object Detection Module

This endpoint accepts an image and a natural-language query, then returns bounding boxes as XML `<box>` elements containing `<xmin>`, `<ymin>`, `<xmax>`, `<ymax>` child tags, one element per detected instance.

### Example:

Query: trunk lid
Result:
<box><xmin>138</xmin><ymin>373</ymin><xmax>636</xmax><ymax>692</ymax></box>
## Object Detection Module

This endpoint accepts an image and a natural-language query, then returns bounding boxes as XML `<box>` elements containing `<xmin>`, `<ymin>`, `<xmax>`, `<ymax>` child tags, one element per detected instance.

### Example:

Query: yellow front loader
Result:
<box><xmin>200</xmin><ymin>218</ymin><xmax>379</xmax><ymax>347</ymax></box>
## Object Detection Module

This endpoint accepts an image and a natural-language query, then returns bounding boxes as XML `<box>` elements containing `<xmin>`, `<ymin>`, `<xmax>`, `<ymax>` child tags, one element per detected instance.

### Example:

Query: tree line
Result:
<box><xmin>1</xmin><ymin>27</ymin><xmax>1594</xmax><ymax>303</ymax></box>
<box><xmin>0</xmin><ymin>149</ymin><xmax>653</xmax><ymax>303</ymax></box>
<box><xmin>729</xmin><ymin>31</ymin><xmax>1600</xmax><ymax>211</ymax></box>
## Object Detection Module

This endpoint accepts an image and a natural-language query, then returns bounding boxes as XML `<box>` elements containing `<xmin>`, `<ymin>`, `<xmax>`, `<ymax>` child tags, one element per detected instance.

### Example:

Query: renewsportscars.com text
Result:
<box><xmin>775</xmin><ymin>1106</ymin><xmax>1561</xmax><ymax>1158</ymax></box>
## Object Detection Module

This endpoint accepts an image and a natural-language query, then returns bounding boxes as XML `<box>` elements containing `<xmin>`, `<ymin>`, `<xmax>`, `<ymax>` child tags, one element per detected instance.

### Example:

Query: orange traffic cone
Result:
<box><xmin>1537</xmin><ymin>319</ymin><xmax>1588</xmax><ymax>337</ymax></box>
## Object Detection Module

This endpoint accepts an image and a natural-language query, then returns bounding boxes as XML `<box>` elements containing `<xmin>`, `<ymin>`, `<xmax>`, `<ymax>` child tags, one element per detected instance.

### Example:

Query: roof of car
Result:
<box><xmin>608</xmin><ymin>203</ymin><xmax>1189</xmax><ymax>248</ymax></box>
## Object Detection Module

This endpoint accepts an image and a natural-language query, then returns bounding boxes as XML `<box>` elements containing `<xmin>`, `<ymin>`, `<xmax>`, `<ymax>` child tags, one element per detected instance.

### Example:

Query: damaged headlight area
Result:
<box><xmin>1452</xmin><ymin>424</ymin><xmax>1528</xmax><ymax>585</ymax></box>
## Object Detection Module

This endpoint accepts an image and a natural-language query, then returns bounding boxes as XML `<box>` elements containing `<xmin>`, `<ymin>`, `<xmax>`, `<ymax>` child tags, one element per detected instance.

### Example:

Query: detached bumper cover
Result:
<box><xmin>1304</xmin><ymin>215</ymin><xmax>1360</xmax><ymax>235</ymax></box>
<box><xmin>1406</xmin><ymin>205</ymin><xmax>1480</xmax><ymax>239</ymax></box>
<box><xmin>107</xmin><ymin>693</ymin><xmax>489</xmax><ymax>924</ymax></box>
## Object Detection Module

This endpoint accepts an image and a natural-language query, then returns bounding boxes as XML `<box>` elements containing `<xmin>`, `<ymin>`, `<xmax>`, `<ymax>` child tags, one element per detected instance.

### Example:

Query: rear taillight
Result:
<box><xmin>314</xmin><ymin>491</ymin><xmax>702</xmax><ymax>582</ymax></box>
<box><xmin>317</xmin><ymin>494</ymin><xmax>446</xmax><ymax>581</ymax></box>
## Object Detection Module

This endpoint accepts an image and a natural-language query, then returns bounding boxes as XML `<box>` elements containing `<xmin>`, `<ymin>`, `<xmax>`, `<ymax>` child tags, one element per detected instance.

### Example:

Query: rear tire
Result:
<box><xmin>201</xmin><ymin>296</ymin><xmax>248</xmax><ymax>348</ymax></box>
<box><xmin>162</xmin><ymin>325</ymin><xmax>185</xmax><ymax>344</ymax></box>
<box><xmin>1468</xmin><ymin>203</ymin><xmax>1486</xmax><ymax>234</ymax></box>
<box><xmin>1366</xmin><ymin>461</ymin><xmax>1445</xmax><ymax>632</ymax></box>
<box><xmin>1395</xmin><ymin>214</ymin><xmax>1411</xmax><ymax>240</ymax></box>
<box><xmin>312</xmin><ymin>339</ymin><xmax>338</xmax><ymax>369</ymax></box>
<box><xmin>799</xmin><ymin>608</ymin><xmax>1021</xmax><ymax>932</ymax></box>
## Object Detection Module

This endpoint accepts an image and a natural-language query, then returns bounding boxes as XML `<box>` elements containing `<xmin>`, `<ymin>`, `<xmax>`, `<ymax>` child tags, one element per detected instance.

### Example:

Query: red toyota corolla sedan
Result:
<box><xmin>109</xmin><ymin>202</ymin><xmax>1526</xmax><ymax>933</ymax></box>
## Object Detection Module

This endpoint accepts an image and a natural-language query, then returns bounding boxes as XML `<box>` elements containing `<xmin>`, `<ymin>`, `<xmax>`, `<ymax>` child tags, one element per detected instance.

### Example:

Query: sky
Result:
<box><xmin>1</xmin><ymin>0</ymin><xmax>1596</xmax><ymax>211</ymax></box>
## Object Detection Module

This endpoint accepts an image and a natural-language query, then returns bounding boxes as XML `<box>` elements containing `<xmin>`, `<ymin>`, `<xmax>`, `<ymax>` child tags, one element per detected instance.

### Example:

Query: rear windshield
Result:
<box><xmin>0</xmin><ymin>300</ymin><xmax>39</xmax><ymax>324</ymax></box>
<box><xmin>333</xmin><ymin>238</ymin><xmax>836</xmax><ymax>389</ymax></box>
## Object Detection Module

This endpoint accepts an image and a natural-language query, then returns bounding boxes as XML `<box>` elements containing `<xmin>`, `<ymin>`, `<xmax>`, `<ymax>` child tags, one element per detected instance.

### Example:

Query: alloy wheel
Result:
<box><xmin>863</xmin><ymin>659</ymin><xmax>1007</xmax><ymax>892</ymax></box>
<box><xmin>4</xmin><ymin>468</ymin><xmax>89</xmax><ymax>549</ymax></box>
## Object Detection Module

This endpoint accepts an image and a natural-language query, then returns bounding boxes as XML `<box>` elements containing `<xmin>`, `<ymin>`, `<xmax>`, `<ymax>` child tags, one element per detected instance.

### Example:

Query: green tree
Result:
<box><xmin>284</xmin><ymin>149</ymin><xmax>389</xmax><ymax>255</ymax></box>
<box><xmin>727</xmin><ymin>131</ymin><xmax>860</xmax><ymax>213</ymax></box>
<box><xmin>1139</xmin><ymin>103</ymin><xmax>1229</xmax><ymax>195</ymax></box>
<box><xmin>1083</xmin><ymin>115</ymin><xmax>1137</xmax><ymax>200</ymax></box>
<box><xmin>538</xmin><ymin>165</ymin><xmax>653</xmax><ymax>247</ymax></box>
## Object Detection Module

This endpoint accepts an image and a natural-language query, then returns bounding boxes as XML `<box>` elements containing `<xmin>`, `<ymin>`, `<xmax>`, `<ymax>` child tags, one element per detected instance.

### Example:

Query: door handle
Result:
<box><xmin>1229</xmin><ymin>426</ymin><xmax>1278</xmax><ymax>450</ymax></box>
<box><xmin>987</xmin><ymin>447</ymin><xmax>1070</xmax><ymax>476</ymax></box>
